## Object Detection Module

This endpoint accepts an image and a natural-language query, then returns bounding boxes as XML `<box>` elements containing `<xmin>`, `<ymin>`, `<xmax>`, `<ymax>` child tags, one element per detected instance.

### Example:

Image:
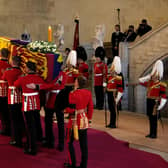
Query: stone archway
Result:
<box><xmin>140</xmin><ymin>53</ymin><xmax>168</xmax><ymax>79</ymax></box>
<box><xmin>134</xmin><ymin>53</ymin><xmax>168</xmax><ymax>117</ymax></box>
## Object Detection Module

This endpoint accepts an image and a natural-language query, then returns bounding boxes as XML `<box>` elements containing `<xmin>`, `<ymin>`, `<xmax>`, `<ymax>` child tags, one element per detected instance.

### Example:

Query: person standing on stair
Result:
<box><xmin>111</xmin><ymin>24</ymin><xmax>124</xmax><ymax>57</ymax></box>
<box><xmin>136</xmin><ymin>19</ymin><xmax>152</xmax><ymax>37</ymax></box>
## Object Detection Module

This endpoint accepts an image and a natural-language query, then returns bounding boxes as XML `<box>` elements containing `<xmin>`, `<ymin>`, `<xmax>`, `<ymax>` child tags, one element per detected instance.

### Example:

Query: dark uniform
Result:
<box><xmin>66</xmin><ymin>88</ymin><xmax>93</xmax><ymax>168</ymax></box>
<box><xmin>2</xmin><ymin>67</ymin><xmax>23</xmax><ymax>146</ymax></box>
<box><xmin>0</xmin><ymin>59</ymin><xmax>11</xmax><ymax>135</ymax></box>
<box><xmin>55</xmin><ymin>67</ymin><xmax>79</xmax><ymax>151</ymax></box>
<box><xmin>140</xmin><ymin>80</ymin><xmax>167</xmax><ymax>138</ymax></box>
<box><xmin>137</xmin><ymin>24</ymin><xmax>152</xmax><ymax>37</ymax></box>
<box><xmin>14</xmin><ymin>72</ymin><xmax>44</xmax><ymax>154</ymax></box>
<box><xmin>111</xmin><ymin>31</ymin><xmax>124</xmax><ymax>57</ymax></box>
<box><xmin>123</xmin><ymin>31</ymin><xmax>137</xmax><ymax>42</ymax></box>
<box><xmin>107</xmin><ymin>74</ymin><xmax>123</xmax><ymax>128</ymax></box>
<box><xmin>37</xmin><ymin>71</ymin><xmax>67</xmax><ymax>148</ymax></box>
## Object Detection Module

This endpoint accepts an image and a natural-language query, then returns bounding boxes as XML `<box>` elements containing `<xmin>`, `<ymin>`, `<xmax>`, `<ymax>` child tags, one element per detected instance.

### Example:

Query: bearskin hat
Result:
<box><xmin>76</xmin><ymin>46</ymin><xmax>87</xmax><ymax>61</ymax></box>
<box><xmin>26</xmin><ymin>61</ymin><xmax>36</xmax><ymax>72</ymax></box>
<box><xmin>95</xmin><ymin>46</ymin><xmax>106</xmax><ymax>61</ymax></box>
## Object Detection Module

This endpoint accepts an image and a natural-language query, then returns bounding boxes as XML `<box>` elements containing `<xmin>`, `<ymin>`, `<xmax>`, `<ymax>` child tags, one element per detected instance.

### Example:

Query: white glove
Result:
<box><xmin>57</xmin><ymin>75</ymin><xmax>63</xmax><ymax>84</ymax></box>
<box><xmin>103</xmin><ymin>82</ymin><xmax>107</xmax><ymax>87</ymax></box>
<box><xmin>139</xmin><ymin>75</ymin><xmax>151</xmax><ymax>83</ymax></box>
<box><xmin>115</xmin><ymin>92</ymin><xmax>123</xmax><ymax>104</ymax></box>
<box><xmin>157</xmin><ymin>98</ymin><xmax>167</xmax><ymax>111</ymax></box>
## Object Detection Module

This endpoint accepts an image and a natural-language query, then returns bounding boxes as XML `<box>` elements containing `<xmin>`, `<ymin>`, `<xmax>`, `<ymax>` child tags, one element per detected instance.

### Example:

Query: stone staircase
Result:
<box><xmin>120</xmin><ymin>22</ymin><xmax>168</xmax><ymax>113</ymax></box>
<box><xmin>128</xmin><ymin>22</ymin><xmax>168</xmax><ymax>82</ymax></box>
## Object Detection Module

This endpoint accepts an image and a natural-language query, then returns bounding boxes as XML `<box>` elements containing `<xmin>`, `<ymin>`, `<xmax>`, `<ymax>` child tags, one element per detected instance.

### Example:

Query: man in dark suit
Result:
<box><xmin>123</xmin><ymin>25</ymin><xmax>137</xmax><ymax>42</ymax></box>
<box><xmin>137</xmin><ymin>19</ymin><xmax>152</xmax><ymax>37</ymax></box>
<box><xmin>111</xmin><ymin>24</ymin><xmax>124</xmax><ymax>57</ymax></box>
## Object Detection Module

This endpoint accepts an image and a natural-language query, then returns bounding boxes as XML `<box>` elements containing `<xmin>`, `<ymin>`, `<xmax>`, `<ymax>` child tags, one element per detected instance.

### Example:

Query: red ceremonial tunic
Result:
<box><xmin>78</xmin><ymin>62</ymin><xmax>89</xmax><ymax>79</ymax></box>
<box><xmin>107</xmin><ymin>74</ymin><xmax>123</xmax><ymax>93</ymax></box>
<box><xmin>140</xmin><ymin>80</ymin><xmax>167</xmax><ymax>100</ymax></box>
<box><xmin>66</xmin><ymin>89</ymin><xmax>93</xmax><ymax>130</ymax></box>
<box><xmin>64</xmin><ymin>68</ymin><xmax>79</xmax><ymax>86</ymax></box>
<box><xmin>94</xmin><ymin>62</ymin><xmax>107</xmax><ymax>86</ymax></box>
<box><xmin>2</xmin><ymin>67</ymin><xmax>22</xmax><ymax>104</ymax></box>
<box><xmin>14</xmin><ymin>73</ymin><xmax>44</xmax><ymax>112</ymax></box>
<box><xmin>0</xmin><ymin>59</ymin><xmax>11</xmax><ymax>97</ymax></box>
<box><xmin>39</xmin><ymin>71</ymin><xmax>67</xmax><ymax>109</ymax></box>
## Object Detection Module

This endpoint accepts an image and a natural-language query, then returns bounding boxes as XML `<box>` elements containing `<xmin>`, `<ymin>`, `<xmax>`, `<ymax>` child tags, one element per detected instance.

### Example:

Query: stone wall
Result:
<box><xmin>0</xmin><ymin>0</ymin><xmax>168</xmax><ymax>48</ymax></box>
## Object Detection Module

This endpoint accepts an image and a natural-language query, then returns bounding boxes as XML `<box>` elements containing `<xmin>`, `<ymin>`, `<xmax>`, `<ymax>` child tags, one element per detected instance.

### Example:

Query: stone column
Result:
<box><xmin>119</xmin><ymin>42</ymin><xmax>129</xmax><ymax>110</ymax></box>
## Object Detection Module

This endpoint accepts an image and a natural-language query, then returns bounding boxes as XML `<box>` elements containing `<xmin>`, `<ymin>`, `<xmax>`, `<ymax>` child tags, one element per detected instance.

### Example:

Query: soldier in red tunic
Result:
<box><xmin>2</xmin><ymin>56</ymin><xmax>23</xmax><ymax>147</ymax></box>
<box><xmin>55</xmin><ymin>50</ymin><xmax>79</xmax><ymax>151</ymax></box>
<box><xmin>64</xmin><ymin>75</ymin><xmax>93</xmax><ymax>168</ymax></box>
<box><xmin>26</xmin><ymin>69</ymin><xmax>67</xmax><ymax>149</ymax></box>
<box><xmin>76</xmin><ymin>46</ymin><xmax>89</xmax><ymax>79</ymax></box>
<box><xmin>139</xmin><ymin>60</ymin><xmax>167</xmax><ymax>138</ymax></box>
<box><xmin>94</xmin><ymin>47</ymin><xmax>107</xmax><ymax>110</ymax></box>
<box><xmin>14</xmin><ymin>61</ymin><xmax>44</xmax><ymax>155</ymax></box>
<box><xmin>0</xmin><ymin>48</ymin><xmax>11</xmax><ymax>136</ymax></box>
<box><xmin>106</xmin><ymin>56</ymin><xmax>123</xmax><ymax>128</ymax></box>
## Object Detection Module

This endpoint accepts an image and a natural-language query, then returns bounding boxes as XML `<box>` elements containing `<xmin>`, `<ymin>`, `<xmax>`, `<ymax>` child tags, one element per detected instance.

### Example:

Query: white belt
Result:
<box><xmin>23</xmin><ymin>92</ymin><xmax>39</xmax><ymax>96</ymax></box>
<box><xmin>0</xmin><ymin>80</ymin><xmax>7</xmax><ymax>83</ymax></box>
<box><xmin>95</xmin><ymin>74</ymin><xmax>103</xmax><ymax>77</ymax></box>
<box><xmin>51</xmin><ymin>90</ymin><xmax>60</xmax><ymax>94</ymax></box>
<box><xmin>76</xmin><ymin>109</ymin><xmax>86</xmax><ymax>114</ymax></box>
<box><xmin>9</xmin><ymin>86</ymin><xmax>16</xmax><ymax>89</ymax></box>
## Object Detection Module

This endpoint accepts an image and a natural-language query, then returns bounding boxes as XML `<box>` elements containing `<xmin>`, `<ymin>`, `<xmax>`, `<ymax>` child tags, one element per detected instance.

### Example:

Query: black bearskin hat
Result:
<box><xmin>76</xmin><ymin>46</ymin><xmax>87</xmax><ymax>61</ymax></box>
<box><xmin>95</xmin><ymin>46</ymin><xmax>106</xmax><ymax>61</ymax></box>
<box><xmin>1</xmin><ymin>48</ymin><xmax>10</xmax><ymax>58</ymax></box>
<box><xmin>26</xmin><ymin>61</ymin><xmax>36</xmax><ymax>72</ymax></box>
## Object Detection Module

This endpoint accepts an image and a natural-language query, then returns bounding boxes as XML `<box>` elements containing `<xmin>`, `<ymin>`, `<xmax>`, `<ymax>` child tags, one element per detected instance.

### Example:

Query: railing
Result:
<box><xmin>129</xmin><ymin>21</ymin><xmax>168</xmax><ymax>49</ymax></box>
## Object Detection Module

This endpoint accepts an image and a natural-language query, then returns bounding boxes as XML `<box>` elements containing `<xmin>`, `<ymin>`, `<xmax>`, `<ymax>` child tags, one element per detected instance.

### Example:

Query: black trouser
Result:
<box><xmin>69</xmin><ymin>129</ymin><xmax>88</xmax><ymax>168</ymax></box>
<box><xmin>147</xmin><ymin>98</ymin><xmax>158</xmax><ymax>137</ymax></box>
<box><xmin>107</xmin><ymin>91</ymin><xmax>117</xmax><ymax>126</ymax></box>
<box><xmin>8</xmin><ymin>103</ymin><xmax>24</xmax><ymax>144</ymax></box>
<box><xmin>55</xmin><ymin>86</ymin><xmax>73</xmax><ymax>148</ymax></box>
<box><xmin>44</xmin><ymin>107</ymin><xmax>55</xmax><ymax>146</ymax></box>
<box><xmin>0</xmin><ymin>97</ymin><xmax>10</xmax><ymax>134</ymax></box>
<box><xmin>34</xmin><ymin>110</ymin><xmax>43</xmax><ymax>141</ymax></box>
<box><xmin>94</xmin><ymin>86</ymin><xmax>104</xmax><ymax>109</ymax></box>
<box><xmin>24</xmin><ymin>110</ymin><xmax>37</xmax><ymax>151</ymax></box>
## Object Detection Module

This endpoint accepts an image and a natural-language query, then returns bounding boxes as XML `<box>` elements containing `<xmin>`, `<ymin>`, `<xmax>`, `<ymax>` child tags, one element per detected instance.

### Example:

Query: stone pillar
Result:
<box><xmin>119</xmin><ymin>42</ymin><xmax>129</xmax><ymax>110</ymax></box>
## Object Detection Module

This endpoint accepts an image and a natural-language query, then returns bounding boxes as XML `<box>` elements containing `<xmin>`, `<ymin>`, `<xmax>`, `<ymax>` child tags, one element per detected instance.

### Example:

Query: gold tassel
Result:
<box><xmin>73</xmin><ymin>110</ymin><xmax>79</xmax><ymax>140</ymax></box>
<box><xmin>73</xmin><ymin>124</ymin><xmax>79</xmax><ymax>140</ymax></box>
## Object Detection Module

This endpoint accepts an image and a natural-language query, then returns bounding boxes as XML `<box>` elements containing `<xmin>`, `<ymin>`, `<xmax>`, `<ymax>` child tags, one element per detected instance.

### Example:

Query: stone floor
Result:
<box><xmin>91</xmin><ymin>109</ymin><xmax>168</xmax><ymax>161</ymax></box>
